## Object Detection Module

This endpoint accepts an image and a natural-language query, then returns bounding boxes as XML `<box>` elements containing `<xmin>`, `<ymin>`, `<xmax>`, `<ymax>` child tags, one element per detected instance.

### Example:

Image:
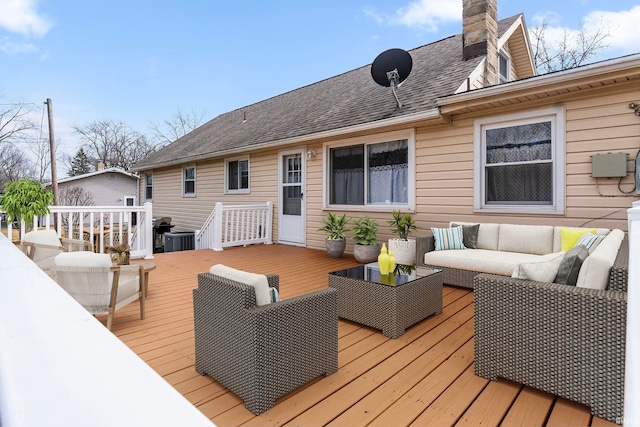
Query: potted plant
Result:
<box><xmin>387</xmin><ymin>210</ymin><xmax>419</xmax><ymax>265</ymax></box>
<box><xmin>106</xmin><ymin>243</ymin><xmax>131</xmax><ymax>265</ymax></box>
<box><xmin>0</xmin><ymin>179</ymin><xmax>53</xmax><ymax>241</ymax></box>
<box><xmin>317</xmin><ymin>212</ymin><xmax>350</xmax><ymax>258</ymax></box>
<box><xmin>351</xmin><ymin>216</ymin><xmax>380</xmax><ymax>263</ymax></box>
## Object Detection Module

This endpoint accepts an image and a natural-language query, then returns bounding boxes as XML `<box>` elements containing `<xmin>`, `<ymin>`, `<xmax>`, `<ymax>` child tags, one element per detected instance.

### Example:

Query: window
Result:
<box><xmin>145</xmin><ymin>173</ymin><xmax>153</xmax><ymax>201</ymax></box>
<box><xmin>183</xmin><ymin>165</ymin><xmax>196</xmax><ymax>196</ymax></box>
<box><xmin>225</xmin><ymin>157</ymin><xmax>249</xmax><ymax>193</ymax></box>
<box><xmin>325</xmin><ymin>131</ymin><xmax>414</xmax><ymax>210</ymax></box>
<box><xmin>474</xmin><ymin>107</ymin><xmax>565</xmax><ymax>214</ymax></box>
<box><xmin>499</xmin><ymin>52</ymin><xmax>509</xmax><ymax>84</ymax></box>
<box><xmin>123</xmin><ymin>196</ymin><xmax>136</xmax><ymax>206</ymax></box>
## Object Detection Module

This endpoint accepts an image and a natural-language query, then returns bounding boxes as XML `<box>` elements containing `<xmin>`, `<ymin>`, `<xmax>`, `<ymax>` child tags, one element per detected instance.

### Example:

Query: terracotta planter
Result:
<box><xmin>353</xmin><ymin>243</ymin><xmax>381</xmax><ymax>263</ymax></box>
<box><xmin>387</xmin><ymin>239</ymin><xmax>416</xmax><ymax>266</ymax></box>
<box><xmin>325</xmin><ymin>238</ymin><xmax>346</xmax><ymax>258</ymax></box>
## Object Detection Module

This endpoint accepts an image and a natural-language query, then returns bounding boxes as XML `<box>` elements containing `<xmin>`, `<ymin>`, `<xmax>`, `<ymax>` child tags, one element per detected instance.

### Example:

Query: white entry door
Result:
<box><xmin>278</xmin><ymin>149</ymin><xmax>305</xmax><ymax>245</ymax></box>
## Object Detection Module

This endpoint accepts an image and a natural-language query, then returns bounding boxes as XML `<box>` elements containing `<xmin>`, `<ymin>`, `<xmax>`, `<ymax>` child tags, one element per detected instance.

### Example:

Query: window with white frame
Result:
<box><xmin>183</xmin><ymin>165</ymin><xmax>196</xmax><ymax>196</ymax></box>
<box><xmin>326</xmin><ymin>131</ymin><xmax>414</xmax><ymax>209</ymax></box>
<box><xmin>145</xmin><ymin>173</ymin><xmax>153</xmax><ymax>201</ymax></box>
<box><xmin>225</xmin><ymin>157</ymin><xmax>249</xmax><ymax>193</ymax></box>
<box><xmin>474</xmin><ymin>107</ymin><xmax>565</xmax><ymax>214</ymax></box>
<box><xmin>499</xmin><ymin>52</ymin><xmax>509</xmax><ymax>84</ymax></box>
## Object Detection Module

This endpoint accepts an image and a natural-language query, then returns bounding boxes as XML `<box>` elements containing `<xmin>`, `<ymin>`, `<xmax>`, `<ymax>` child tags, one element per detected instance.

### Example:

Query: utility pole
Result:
<box><xmin>44</xmin><ymin>98</ymin><xmax>59</xmax><ymax>207</ymax></box>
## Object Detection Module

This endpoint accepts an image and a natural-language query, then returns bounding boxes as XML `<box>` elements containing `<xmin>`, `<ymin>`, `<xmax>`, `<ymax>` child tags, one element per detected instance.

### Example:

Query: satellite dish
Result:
<box><xmin>371</xmin><ymin>48</ymin><xmax>413</xmax><ymax>108</ymax></box>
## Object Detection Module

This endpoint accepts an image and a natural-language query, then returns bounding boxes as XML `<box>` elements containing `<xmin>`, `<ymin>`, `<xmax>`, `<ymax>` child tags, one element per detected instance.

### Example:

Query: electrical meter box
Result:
<box><xmin>591</xmin><ymin>152</ymin><xmax>628</xmax><ymax>178</ymax></box>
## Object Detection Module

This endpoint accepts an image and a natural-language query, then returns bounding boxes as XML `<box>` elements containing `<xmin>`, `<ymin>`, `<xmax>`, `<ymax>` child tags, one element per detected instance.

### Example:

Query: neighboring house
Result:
<box><xmin>49</xmin><ymin>167</ymin><xmax>139</xmax><ymax>207</ymax></box>
<box><xmin>132</xmin><ymin>0</ymin><xmax>640</xmax><ymax>254</ymax></box>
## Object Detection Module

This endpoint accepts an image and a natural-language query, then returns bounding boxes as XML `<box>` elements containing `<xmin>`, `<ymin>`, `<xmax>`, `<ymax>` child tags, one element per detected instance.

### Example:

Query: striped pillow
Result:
<box><xmin>431</xmin><ymin>226</ymin><xmax>465</xmax><ymax>251</ymax></box>
<box><xmin>575</xmin><ymin>232</ymin><xmax>604</xmax><ymax>254</ymax></box>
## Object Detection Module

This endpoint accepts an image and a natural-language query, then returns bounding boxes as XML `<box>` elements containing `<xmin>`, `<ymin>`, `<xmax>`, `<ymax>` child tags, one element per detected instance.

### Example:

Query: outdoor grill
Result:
<box><xmin>152</xmin><ymin>216</ymin><xmax>174</xmax><ymax>253</ymax></box>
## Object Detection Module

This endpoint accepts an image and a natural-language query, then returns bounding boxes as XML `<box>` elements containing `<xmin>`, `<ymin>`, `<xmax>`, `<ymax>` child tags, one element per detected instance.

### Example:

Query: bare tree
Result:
<box><xmin>530</xmin><ymin>18</ymin><xmax>610</xmax><ymax>74</ymax></box>
<box><xmin>58</xmin><ymin>185</ymin><xmax>94</xmax><ymax>227</ymax></box>
<box><xmin>73</xmin><ymin>120</ymin><xmax>158</xmax><ymax>171</ymax></box>
<box><xmin>150</xmin><ymin>108</ymin><xmax>207</xmax><ymax>146</ymax></box>
<box><xmin>0</xmin><ymin>101</ymin><xmax>37</xmax><ymax>145</ymax></box>
<box><xmin>26</xmin><ymin>136</ymin><xmax>53</xmax><ymax>183</ymax></box>
<box><xmin>0</xmin><ymin>144</ymin><xmax>35</xmax><ymax>189</ymax></box>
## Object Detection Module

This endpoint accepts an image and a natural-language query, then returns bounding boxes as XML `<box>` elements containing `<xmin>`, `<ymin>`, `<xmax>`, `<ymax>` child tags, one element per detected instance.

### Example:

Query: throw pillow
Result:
<box><xmin>511</xmin><ymin>252</ymin><xmax>565</xmax><ymax>282</ymax></box>
<box><xmin>560</xmin><ymin>227</ymin><xmax>596</xmax><ymax>252</ymax></box>
<box><xmin>431</xmin><ymin>226</ymin><xmax>465</xmax><ymax>251</ymax></box>
<box><xmin>451</xmin><ymin>223</ymin><xmax>479</xmax><ymax>249</ymax></box>
<box><xmin>554</xmin><ymin>245</ymin><xmax>589</xmax><ymax>286</ymax></box>
<box><xmin>575</xmin><ymin>232</ymin><xmax>604</xmax><ymax>254</ymax></box>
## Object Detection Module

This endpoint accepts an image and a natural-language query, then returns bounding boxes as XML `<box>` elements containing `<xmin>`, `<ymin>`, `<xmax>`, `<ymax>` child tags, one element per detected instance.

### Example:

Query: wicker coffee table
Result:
<box><xmin>328</xmin><ymin>263</ymin><xmax>443</xmax><ymax>338</ymax></box>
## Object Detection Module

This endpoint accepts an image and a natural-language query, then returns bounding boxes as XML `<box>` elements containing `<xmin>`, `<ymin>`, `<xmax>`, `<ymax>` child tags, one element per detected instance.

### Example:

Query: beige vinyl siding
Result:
<box><xmin>147</xmin><ymin>149</ymin><xmax>281</xmax><ymax>236</ymax></box>
<box><xmin>413</xmin><ymin>83</ymin><xmax>639</xmax><ymax>233</ymax></box>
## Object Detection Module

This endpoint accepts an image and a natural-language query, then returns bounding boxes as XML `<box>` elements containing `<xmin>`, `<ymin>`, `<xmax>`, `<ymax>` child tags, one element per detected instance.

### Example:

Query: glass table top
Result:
<box><xmin>329</xmin><ymin>263</ymin><xmax>439</xmax><ymax>287</ymax></box>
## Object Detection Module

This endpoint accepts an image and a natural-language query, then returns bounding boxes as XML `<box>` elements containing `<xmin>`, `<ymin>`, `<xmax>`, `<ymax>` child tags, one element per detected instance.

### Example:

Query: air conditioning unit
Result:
<box><xmin>164</xmin><ymin>231</ymin><xmax>195</xmax><ymax>252</ymax></box>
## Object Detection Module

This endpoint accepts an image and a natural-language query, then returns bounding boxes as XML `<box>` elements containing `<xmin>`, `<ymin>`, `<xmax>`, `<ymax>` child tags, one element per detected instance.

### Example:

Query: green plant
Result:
<box><xmin>317</xmin><ymin>212</ymin><xmax>350</xmax><ymax>240</ymax></box>
<box><xmin>0</xmin><ymin>179</ymin><xmax>53</xmax><ymax>229</ymax></box>
<box><xmin>351</xmin><ymin>216</ymin><xmax>378</xmax><ymax>245</ymax></box>
<box><xmin>387</xmin><ymin>210</ymin><xmax>418</xmax><ymax>241</ymax></box>
<box><xmin>106</xmin><ymin>243</ymin><xmax>131</xmax><ymax>262</ymax></box>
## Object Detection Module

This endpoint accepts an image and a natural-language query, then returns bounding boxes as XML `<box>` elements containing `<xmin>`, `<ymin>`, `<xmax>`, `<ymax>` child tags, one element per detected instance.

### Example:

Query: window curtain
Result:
<box><xmin>485</xmin><ymin>122</ymin><xmax>552</xmax><ymax>204</ymax></box>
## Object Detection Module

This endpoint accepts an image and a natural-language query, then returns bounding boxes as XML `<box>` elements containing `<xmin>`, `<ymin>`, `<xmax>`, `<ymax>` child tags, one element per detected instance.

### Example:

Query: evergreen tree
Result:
<box><xmin>69</xmin><ymin>147</ymin><xmax>93</xmax><ymax>176</ymax></box>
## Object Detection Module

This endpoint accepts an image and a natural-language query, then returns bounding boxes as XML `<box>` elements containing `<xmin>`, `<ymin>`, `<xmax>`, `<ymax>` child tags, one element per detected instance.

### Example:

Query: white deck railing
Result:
<box><xmin>1</xmin><ymin>202</ymin><xmax>154</xmax><ymax>259</ymax></box>
<box><xmin>195</xmin><ymin>202</ymin><xmax>273</xmax><ymax>251</ymax></box>
<box><xmin>0</xmin><ymin>234</ymin><xmax>214</xmax><ymax>427</ymax></box>
<box><xmin>625</xmin><ymin>203</ymin><xmax>640</xmax><ymax>425</ymax></box>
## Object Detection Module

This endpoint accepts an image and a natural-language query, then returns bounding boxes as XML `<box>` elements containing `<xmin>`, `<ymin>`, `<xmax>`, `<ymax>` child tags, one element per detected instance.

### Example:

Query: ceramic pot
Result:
<box><xmin>353</xmin><ymin>243</ymin><xmax>381</xmax><ymax>263</ymax></box>
<box><xmin>387</xmin><ymin>239</ymin><xmax>416</xmax><ymax>266</ymax></box>
<box><xmin>325</xmin><ymin>238</ymin><xmax>346</xmax><ymax>258</ymax></box>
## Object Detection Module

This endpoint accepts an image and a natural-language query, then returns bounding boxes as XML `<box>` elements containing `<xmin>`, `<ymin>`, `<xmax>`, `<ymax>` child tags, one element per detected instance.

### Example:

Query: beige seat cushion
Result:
<box><xmin>209</xmin><ymin>264</ymin><xmax>271</xmax><ymax>306</ymax></box>
<box><xmin>425</xmin><ymin>249</ymin><xmax>544</xmax><ymax>276</ymax></box>
<box><xmin>576</xmin><ymin>229</ymin><xmax>625</xmax><ymax>290</ymax></box>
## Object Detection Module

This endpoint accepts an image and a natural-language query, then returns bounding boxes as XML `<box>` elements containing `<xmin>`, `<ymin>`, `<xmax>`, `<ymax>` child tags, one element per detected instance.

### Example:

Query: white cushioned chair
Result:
<box><xmin>22</xmin><ymin>229</ymin><xmax>93</xmax><ymax>278</ymax></box>
<box><xmin>54</xmin><ymin>252</ymin><xmax>144</xmax><ymax>330</ymax></box>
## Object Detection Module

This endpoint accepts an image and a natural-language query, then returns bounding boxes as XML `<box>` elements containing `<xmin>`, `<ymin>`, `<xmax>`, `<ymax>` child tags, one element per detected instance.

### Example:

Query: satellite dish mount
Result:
<box><xmin>371</xmin><ymin>48</ymin><xmax>413</xmax><ymax>109</ymax></box>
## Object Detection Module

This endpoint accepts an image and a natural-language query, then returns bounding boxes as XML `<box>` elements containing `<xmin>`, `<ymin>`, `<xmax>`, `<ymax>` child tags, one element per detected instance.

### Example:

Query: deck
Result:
<box><xmin>106</xmin><ymin>244</ymin><xmax>616</xmax><ymax>427</ymax></box>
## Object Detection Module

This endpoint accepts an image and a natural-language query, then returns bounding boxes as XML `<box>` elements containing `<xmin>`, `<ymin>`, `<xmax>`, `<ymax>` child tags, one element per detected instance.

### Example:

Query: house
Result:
<box><xmin>50</xmin><ymin>166</ymin><xmax>140</xmax><ymax>207</ymax></box>
<box><xmin>132</xmin><ymin>0</ymin><xmax>640</xmax><ymax>255</ymax></box>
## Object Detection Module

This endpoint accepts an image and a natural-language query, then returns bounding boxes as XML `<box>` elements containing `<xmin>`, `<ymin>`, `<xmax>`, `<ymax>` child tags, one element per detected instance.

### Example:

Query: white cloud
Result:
<box><xmin>0</xmin><ymin>0</ymin><xmax>51</xmax><ymax>37</ymax></box>
<box><xmin>0</xmin><ymin>37</ymin><xmax>38</xmax><ymax>54</ymax></box>
<box><xmin>583</xmin><ymin>6</ymin><xmax>640</xmax><ymax>54</ymax></box>
<box><xmin>530</xmin><ymin>5</ymin><xmax>640</xmax><ymax>60</ymax></box>
<box><xmin>365</xmin><ymin>0</ymin><xmax>461</xmax><ymax>32</ymax></box>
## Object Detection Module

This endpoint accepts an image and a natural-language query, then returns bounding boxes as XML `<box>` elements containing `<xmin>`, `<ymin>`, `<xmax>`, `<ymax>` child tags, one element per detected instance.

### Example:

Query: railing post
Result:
<box><xmin>144</xmin><ymin>202</ymin><xmax>154</xmax><ymax>259</ymax></box>
<box><xmin>213</xmin><ymin>202</ymin><xmax>223</xmax><ymax>251</ymax></box>
<box><xmin>265</xmin><ymin>201</ymin><xmax>273</xmax><ymax>245</ymax></box>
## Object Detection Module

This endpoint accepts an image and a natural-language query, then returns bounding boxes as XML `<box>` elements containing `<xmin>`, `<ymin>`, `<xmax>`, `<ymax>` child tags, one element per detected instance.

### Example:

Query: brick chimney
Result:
<box><xmin>462</xmin><ymin>0</ymin><xmax>499</xmax><ymax>86</ymax></box>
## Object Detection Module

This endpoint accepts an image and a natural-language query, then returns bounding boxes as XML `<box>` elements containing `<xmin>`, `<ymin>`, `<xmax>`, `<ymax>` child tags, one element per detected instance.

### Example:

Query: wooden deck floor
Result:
<box><xmin>106</xmin><ymin>244</ymin><xmax>616</xmax><ymax>427</ymax></box>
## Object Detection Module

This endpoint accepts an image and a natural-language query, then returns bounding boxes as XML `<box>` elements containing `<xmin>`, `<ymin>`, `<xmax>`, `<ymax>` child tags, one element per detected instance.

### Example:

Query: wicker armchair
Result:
<box><xmin>473</xmin><ymin>239</ymin><xmax>628</xmax><ymax>424</ymax></box>
<box><xmin>193</xmin><ymin>272</ymin><xmax>338</xmax><ymax>415</ymax></box>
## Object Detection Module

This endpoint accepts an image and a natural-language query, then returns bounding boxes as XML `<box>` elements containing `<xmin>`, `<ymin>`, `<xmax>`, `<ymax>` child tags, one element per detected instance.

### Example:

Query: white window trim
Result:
<box><xmin>498</xmin><ymin>51</ymin><xmax>511</xmax><ymax>84</ymax></box>
<box><xmin>224</xmin><ymin>156</ymin><xmax>250</xmax><ymax>194</ymax></box>
<box><xmin>145</xmin><ymin>172</ymin><xmax>153</xmax><ymax>201</ymax></box>
<box><xmin>123</xmin><ymin>196</ymin><xmax>136</xmax><ymax>206</ymax></box>
<box><xmin>473</xmin><ymin>106</ymin><xmax>565</xmax><ymax>215</ymax></box>
<box><xmin>322</xmin><ymin>129</ymin><xmax>416</xmax><ymax>212</ymax></box>
<box><xmin>182</xmin><ymin>165</ymin><xmax>196</xmax><ymax>197</ymax></box>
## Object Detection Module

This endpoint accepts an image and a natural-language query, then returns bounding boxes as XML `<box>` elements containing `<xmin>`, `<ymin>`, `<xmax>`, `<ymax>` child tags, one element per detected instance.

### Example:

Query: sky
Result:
<box><xmin>1</xmin><ymin>0</ymin><xmax>639</xmax><ymax>176</ymax></box>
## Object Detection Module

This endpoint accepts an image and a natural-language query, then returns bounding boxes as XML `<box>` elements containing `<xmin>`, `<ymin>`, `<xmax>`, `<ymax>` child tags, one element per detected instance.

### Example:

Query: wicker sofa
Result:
<box><xmin>415</xmin><ymin>222</ymin><xmax>629</xmax><ymax>423</ymax></box>
<box><xmin>473</xmin><ymin>240</ymin><xmax>628</xmax><ymax>424</ymax></box>
<box><xmin>416</xmin><ymin>222</ymin><xmax>627</xmax><ymax>290</ymax></box>
<box><xmin>193</xmin><ymin>269</ymin><xmax>338</xmax><ymax>415</ymax></box>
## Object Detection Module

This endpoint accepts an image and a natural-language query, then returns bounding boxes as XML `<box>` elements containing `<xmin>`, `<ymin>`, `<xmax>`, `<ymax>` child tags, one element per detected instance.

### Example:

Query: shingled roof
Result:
<box><xmin>134</xmin><ymin>14</ymin><xmax>521</xmax><ymax>170</ymax></box>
